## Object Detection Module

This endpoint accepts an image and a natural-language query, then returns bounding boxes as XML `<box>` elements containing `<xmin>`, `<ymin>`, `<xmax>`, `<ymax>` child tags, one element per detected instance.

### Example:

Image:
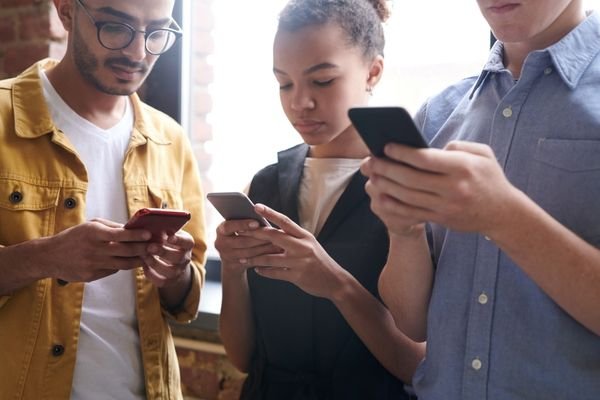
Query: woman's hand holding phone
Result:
<box><xmin>206</xmin><ymin>192</ymin><xmax>271</xmax><ymax>227</ymax></box>
<box><xmin>209</xmin><ymin>193</ymin><xmax>281</xmax><ymax>275</ymax></box>
<box><xmin>233</xmin><ymin>204</ymin><xmax>348</xmax><ymax>300</ymax></box>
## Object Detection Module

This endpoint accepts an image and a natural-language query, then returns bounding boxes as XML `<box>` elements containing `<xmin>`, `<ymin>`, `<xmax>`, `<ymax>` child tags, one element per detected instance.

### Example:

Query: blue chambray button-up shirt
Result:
<box><xmin>412</xmin><ymin>12</ymin><xmax>600</xmax><ymax>400</ymax></box>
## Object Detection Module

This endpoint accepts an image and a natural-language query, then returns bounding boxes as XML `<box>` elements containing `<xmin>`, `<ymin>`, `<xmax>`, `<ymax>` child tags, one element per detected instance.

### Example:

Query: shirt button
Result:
<box><xmin>9</xmin><ymin>191</ymin><xmax>23</xmax><ymax>204</ymax></box>
<box><xmin>544</xmin><ymin>67</ymin><xmax>553</xmax><ymax>75</ymax></box>
<box><xmin>472</xmin><ymin>358</ymin><xmax>482</xmax><ymax>371</ymax></box>
<box><xmin>484</xmin><ymin>235</ymin><xmax>491</xmax><ymax>241</ymax></box>
<box><xmin>502</xmin><ymin>107</ymin><xmax>513</xmax><ymax>118</ymax></box>
<box><xmin>478</xmin><ymin>293</ymin><xmax>489</xmax><ymax>305</ymax></box>
<box><xmin>64</xmin><ymin>198</ymin><xmax>77</xmax><ymax>209</ymax></box>
<box><xmin>52</xmin><ymin>344</ymin><xmax>65</xmax><ymax>357</ymax></box>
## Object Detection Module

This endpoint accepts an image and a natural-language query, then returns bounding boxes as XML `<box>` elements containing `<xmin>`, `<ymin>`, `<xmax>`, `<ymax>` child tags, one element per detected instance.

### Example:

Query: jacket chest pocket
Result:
<box><xmin>127</xmin><ymin>185</ymin><xmax>184</xmax><ymax>214</ymax></box>
<box><xmin>0</xmin><ymin>177</ymin><xmax>60</xmax><ymax>245</ymax></box>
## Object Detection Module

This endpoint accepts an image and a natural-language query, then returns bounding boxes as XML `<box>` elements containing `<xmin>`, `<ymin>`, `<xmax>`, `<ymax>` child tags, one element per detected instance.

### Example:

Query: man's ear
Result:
<box><xmin>367</xmin><ymin>55</ymin><xmax>384</xmax><ymax>89</ymax></box>
<box><xmin>53</xmin><ymin>0</ymin><xmax>75</xmax><ymax>32</ymax></box>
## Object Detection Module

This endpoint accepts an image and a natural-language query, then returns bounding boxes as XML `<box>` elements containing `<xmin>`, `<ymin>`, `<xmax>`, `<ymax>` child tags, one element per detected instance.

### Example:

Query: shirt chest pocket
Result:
<box><xmin>527</xmin><ymin>139</ymin><xmax>600</xmax><ymax>244</ymax></box>
<box><xmin>0</xmin><ymin>177</ymin><xmax>60</xmax><ymax>245</ymax></box>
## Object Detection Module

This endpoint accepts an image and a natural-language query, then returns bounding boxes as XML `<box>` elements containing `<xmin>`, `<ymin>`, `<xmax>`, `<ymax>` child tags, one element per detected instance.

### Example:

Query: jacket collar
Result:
<box><xmin>10</xmin><ymin>58</ymin><xmax>170</xmax><ymax>144</ymax></box>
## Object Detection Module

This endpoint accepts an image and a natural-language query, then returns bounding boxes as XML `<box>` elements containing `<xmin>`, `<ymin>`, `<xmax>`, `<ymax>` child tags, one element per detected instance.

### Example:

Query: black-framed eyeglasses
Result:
<box><xmin>75</xmin><ymin>0</ymin><xmax>183</xmax><ymax>55</ymax></box>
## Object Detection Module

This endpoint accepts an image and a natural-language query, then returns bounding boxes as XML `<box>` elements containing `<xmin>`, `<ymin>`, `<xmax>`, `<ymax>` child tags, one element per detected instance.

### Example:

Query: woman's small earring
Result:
<box><xmin>366</xmin><ymin>86</ymin><xmax>373</xmax><ymax>96</ymax></box>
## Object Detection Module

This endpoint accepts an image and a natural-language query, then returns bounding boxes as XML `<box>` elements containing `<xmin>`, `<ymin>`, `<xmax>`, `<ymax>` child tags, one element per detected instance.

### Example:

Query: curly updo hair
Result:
<box><xmin>277</xmin><ymin>0</ymin><xmax>390</xmax><ymax>59</ymax></box>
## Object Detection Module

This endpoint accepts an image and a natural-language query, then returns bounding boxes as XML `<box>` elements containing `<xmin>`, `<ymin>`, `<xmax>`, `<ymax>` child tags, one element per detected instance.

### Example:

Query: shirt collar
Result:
<box><xmin>10</xmin><ymin>58</ymin><xmax>170</xmax><ymax>144</ymax></box>
<box><xmin>546</xmin><ymin>11</ymin><xmax>600</xmax><ymax>89</ymax></box>
<box><xmin>470</xmin><ymin>11</ymin><xmax>600</xmax><ymax>98</ymax></box>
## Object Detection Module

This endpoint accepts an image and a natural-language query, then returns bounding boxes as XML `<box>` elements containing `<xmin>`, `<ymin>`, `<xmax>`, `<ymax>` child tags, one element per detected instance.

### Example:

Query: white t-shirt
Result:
<box><xmin>298</xmin><ymin>157</ymin><xmax>363</xmax><ymax>236</ymax></box>
<box><xmin>41</xmin><ymin>71</ymin><xmax>145</xmax><ymax>399</ymax></box>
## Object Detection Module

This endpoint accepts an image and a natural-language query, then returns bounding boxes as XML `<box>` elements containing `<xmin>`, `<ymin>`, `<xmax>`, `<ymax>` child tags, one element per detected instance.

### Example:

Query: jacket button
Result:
<box><xmin>9</xmin><ymin>191</ymin><xmax>23</xmax><ymax>204</ymax></box>
<box><xmin>64</xmin><ymin>198</ymin><xmax>77</xmax><ymax>209</ymax></box>
<box><xmin>52</xmin><ymin>344</ymin><xmax>65</xmax><ymax>357</ymax></box>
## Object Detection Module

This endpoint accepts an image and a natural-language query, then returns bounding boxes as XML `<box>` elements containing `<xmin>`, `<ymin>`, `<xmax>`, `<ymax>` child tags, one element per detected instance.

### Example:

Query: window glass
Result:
<box><xmin>201</xmin><ymin>1</ymin><xmax>600</xmax><ymax>257</ymax></box>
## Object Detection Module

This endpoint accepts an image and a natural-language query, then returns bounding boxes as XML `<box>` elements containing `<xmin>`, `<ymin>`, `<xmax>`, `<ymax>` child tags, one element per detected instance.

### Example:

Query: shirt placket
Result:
<box><xmin>462</xmin><ymin>74</ymin><xmax>523</xmax><ymax>400</ymax></box>
<box><xmin>461</xmin><ymin>238</ymin><xmax>499</xmax><ymax>400</ymax></box>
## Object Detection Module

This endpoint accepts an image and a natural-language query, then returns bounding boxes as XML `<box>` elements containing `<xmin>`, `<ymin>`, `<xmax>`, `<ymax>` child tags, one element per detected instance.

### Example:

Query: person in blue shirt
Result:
<box><xmin>361</xmin><ymin>0</ymin><xmax>600</xmax><ymax>399</ymax></box>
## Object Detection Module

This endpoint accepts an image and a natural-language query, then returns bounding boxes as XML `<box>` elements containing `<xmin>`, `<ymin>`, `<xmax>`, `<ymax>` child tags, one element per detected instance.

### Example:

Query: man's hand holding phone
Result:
<box><xmin>124</xmin><ymin>208</ymin><xmax>191</xmax><ymax>242</ymax></box>
<box><xmin>349</xmin><ymin>106</ymin><xmax>431</xmax><ymax>235</ymax></box>
<box><xmin>124</xmin><ymin>208</ymin><xmax>195</xmax><ymax>306</ymax></box>
<box><xmin>348</xmin><ymin>106</ymin><xmax>429</xmax><ymax>158</ymax></box>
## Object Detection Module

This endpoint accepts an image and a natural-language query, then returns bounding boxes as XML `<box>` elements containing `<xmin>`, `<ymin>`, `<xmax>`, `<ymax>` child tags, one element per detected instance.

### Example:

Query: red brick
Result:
<box><xmin>193</xmin><ymin>32</ymin><xmax>214</xmax><ymax>55</ymax></box>
<box><xmin>192</xmin><ymin>2</ymin><xmax>214</xmax><ymax>31</ymax></box>
<box><xmin>0</xmin><ymin>16</ymin><xmax>16</xmax><ymax>42</ymax></box>
<box><xmin>193</xmin><ymin>87</ymin><xmax>213</xmax><ymax>115</ymax></box>
<box><xmin>190</xmin><ymin>116</ymin><xmax>213</xmax><ymax>143</ymax></box>
<box><xmin>192</xmin><ymin>144</ymin><xmax>213</xmax><ymax>172</ymax></box>
<box><xmin>0</xmin><ymin>0</ymin><xmax>42</xmax><ymax>7</ymax></box>
<box><xmin>19</xmin><ymin>11</ymin><xmax>50</xmax><ymax>40</ymax></box>
<box><xmin>193</xmin><ymin>58</ymin><xmax>214</xmax><ymax>86</ymax></box>
<box><xmin>3</xmin><ymin>42</ymin><xmax>49</xmax><ymax>76</ymax></box>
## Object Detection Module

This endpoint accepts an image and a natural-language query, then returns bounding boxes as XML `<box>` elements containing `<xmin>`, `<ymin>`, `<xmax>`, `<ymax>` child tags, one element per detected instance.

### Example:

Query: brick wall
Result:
<box><xmin>175</xmin><ymin>337</ymin><xmax>246</xmax><ymax>400</ymax></box>
<box><xmin>188</xmin><ymin>0</ymin><xmax>215</xmax><ymax>194</ymax></box>
<box><xmin>0</xmin><ymin>0</ymin><xmax>66</xmax><ymax>79</ymax></box>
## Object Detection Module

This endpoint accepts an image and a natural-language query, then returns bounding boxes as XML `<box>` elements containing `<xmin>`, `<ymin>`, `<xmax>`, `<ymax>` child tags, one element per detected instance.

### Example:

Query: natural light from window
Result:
<box><xmin>201</xmin><ymin>0</ymin><xmax>600</xmax><ymax>257</ymax></box>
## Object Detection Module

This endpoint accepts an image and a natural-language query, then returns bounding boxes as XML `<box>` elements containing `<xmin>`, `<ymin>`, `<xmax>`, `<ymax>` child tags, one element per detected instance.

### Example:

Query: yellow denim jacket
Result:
<box><xmin>0</xmin><ymin>60</ymin><xmax>207</xmax><ymax>400</ymax></box>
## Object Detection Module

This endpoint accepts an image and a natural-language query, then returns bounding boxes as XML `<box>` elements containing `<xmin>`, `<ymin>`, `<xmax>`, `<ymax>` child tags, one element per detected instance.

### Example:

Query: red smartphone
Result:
<box><xmin>124</xmin><ymin>208</ymin><xmax>191</xmax><ymax>241</ymax></box>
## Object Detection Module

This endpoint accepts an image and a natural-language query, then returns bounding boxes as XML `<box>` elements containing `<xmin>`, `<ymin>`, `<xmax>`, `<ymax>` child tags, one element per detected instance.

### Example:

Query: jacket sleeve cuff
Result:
<box><xmin>162</xmin><ymin>260</ymin><xmax>204</xmax><ymax>323</ymax></box>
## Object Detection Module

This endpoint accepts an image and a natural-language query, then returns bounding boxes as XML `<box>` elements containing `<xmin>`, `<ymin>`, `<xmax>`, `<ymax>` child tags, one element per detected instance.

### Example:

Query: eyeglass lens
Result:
<box><xmin>99</xmin><ymin>23</ymin><xmax>177</xmax><ymax>54</ymax></box>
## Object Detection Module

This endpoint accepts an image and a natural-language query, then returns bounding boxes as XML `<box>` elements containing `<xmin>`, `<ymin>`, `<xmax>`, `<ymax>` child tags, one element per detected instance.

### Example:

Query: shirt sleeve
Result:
<box><xmin>160</xmin><ymin>125</ymin><xmax>207</xmax><ymax>323</ymax></box>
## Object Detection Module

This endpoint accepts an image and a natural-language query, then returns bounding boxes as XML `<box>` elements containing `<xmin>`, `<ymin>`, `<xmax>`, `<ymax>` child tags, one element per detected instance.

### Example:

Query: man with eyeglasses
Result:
<box><xmin>0</xmin><ymin>1</ymin><xmax>206</xmax><ymax>399</ymax></box>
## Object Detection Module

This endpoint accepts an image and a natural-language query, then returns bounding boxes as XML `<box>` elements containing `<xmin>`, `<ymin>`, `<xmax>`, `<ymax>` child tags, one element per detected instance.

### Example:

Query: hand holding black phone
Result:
<box><xmin>348</xmin><ymin>106</ymin><xmax>428</xmax><ymax>158</ymax></box>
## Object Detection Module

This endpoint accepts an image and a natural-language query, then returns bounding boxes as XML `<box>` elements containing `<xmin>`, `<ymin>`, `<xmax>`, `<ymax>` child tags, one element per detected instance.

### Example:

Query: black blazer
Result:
<box><xmin>241</xmin><ymin>144</ymin><xmax>409</xmax><ymax>400</ymax></box>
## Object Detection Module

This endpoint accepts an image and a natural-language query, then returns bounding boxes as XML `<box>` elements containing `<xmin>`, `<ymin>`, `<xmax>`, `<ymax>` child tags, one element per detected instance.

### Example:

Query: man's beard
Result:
<box><xmin>72</xmin><ymin>28</ymin><xmax>151</xmax><ymax>96</ymax></box>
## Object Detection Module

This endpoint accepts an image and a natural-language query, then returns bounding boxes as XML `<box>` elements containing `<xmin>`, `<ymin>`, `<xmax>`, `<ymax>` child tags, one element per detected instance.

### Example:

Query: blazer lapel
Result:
<box><xmin>317</xmin><ymin>171</ymin><xmax>368</xmax><ymax>241</ymax></box>
<box><xmin>276</xmin><ymin>144</ymin><xmax>309</xmax><ymax>224</ymax></box>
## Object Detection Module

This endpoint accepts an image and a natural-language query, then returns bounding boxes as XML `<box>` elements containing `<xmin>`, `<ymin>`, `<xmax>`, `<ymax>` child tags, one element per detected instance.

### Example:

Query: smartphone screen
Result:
<box><xmin>124</xmin><ymin>208</ymin><xmax>191</xmax><ymax>241</ymax></box>
<box><xmin>206</xmin><ymin>192</ymin><xmax>271</xmax><ymax>227</ymax></box>
<box><xmin>348</xmin><ymin>106</ymin><xmax>429</xmax><ymax>158</ymax></box>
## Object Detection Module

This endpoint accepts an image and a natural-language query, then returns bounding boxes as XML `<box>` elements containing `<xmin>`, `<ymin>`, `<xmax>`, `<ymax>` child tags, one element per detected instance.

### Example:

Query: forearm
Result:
<box><xmin>332</xmin><ymin>271</ymin><xmax>425</xmax><ymax>383</ymax></box>
<box><xmin>488</xmin><ymin>189</ymin><xmax>600</xmax><ymax>336</ymax></box>
<box><xmin>219</xmin><ymin>266</ymin><xmax>255</xmax><ymax>372</ymax></box>
<box><xmin>379</xmin><ymin>228</ymin><xmax>434</xmax><ymax>342</ymax></box>
<box><xmin>0</xmin><ymin>238</ymin><xmax>53</xmax><ymax>296</ymax></box>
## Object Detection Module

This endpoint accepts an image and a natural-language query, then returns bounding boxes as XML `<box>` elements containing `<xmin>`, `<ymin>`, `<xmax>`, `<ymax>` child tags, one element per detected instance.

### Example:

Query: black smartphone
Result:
<box><xmin>348</xmin><ymin>106</ymin><xmax>429</xmax><ymax>158</ymax></box>
<box><xmin>124</xmin><ymin>208</ymin><xmax>191</xmax><ymax>241</ymax></box>
<box><xmin>206</xmin><ymin>192</ymin><xmax>271</xmax><ymax>227</ymax></box>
